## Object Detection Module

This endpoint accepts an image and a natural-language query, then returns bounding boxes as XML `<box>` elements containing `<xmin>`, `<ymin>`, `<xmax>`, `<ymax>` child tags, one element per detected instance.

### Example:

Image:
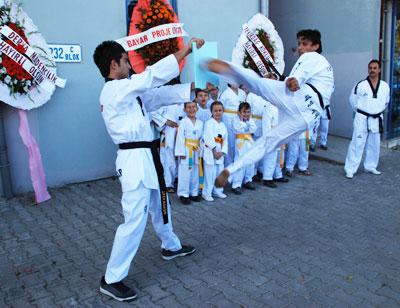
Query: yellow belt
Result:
<box><xmin>184</xmin><ymin>138</ymin><xmax>203</xmax><ymax>188</ymax></box>
<box><xmin>252</xmin><ymin>114</ymin><xmax>263</xmax><ymax>120</ymax></box>
<box><xmin>280</xmin><ymin>144</ymin><xmax>286</xmax><ymax>169</ymax></box>
<box><xmin>236</xmin><ymin>133</ymin><xmax>253</xmax><ymax>150</ymax></box>
<box><xmin>305</xmin><ymin>130</ymin><xmax>310</xmax><ymax>151</ymax></box>
<box><xmin>224</xmin><ymin>109</ymin><xmax>237</xmax><ymax>115</ymax></box>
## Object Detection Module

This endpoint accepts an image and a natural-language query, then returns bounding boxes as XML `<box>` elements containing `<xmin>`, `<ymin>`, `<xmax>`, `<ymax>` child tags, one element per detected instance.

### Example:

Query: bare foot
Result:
<box><xmin>207</xmin><ymin>59</ymin><xmax>232</xmax><ymax>75</ymax></box>
<box><xmin>215</xmin><ymin>169</ymin><xmax>230</xmax><ymax>188</ymax></box>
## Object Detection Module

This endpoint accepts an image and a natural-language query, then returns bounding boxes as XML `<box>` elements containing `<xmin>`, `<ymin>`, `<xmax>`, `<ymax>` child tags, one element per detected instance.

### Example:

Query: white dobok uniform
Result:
<box><xmin>260</xmin><ymin>102</ymin><xmax>285</xmax><ymax>180</ymax></box>
<box><xmin>154</xmin><ymin>104</ymin><xmax>184</xmax><ymax>188</ymax></box>
<box><xmin>311</xmin><ymin>108</ymin><xmax>330</xmax><ymax>147</ymax></box>
<box><xmin>196</xmin><ymin>105</ymin><xmax>212</xmax><ymax>123</ymax></box>
<box><xmin>100</xmin><ymin>55</ymin><xmax>191</xmax><ymax>284</ymax></box>
<box><xmin>344</xmin><ymin>78</ymin><xmax>390</xmax><ymax>174</ymax></box>
<box><xmin>213</xmin><ymin>51</ymin><xmax>335</xmax><ymax>175</ymax></box>
<box><xmin>175</xmin><ymin>116</ymin><xmax>204</xmax><ymax>197</ymax></box>
<box><xmin>286</xmin><ymin>129</ymin><xmax>311</xmax><ymax>172</ymax></box>
<box><xmin>202</xmin><ymin>117</ymin><xmax>228</xmax><ymax>198</ymax></box>
<box><xmin>231</xmin><ymin>116</ymin><xmax>257</xmax><ymax>188</ymax></box>
<box><xmin>219</xmin><ymin>87</ymin><xmax>247</xmax><ymax>166</ymax></box>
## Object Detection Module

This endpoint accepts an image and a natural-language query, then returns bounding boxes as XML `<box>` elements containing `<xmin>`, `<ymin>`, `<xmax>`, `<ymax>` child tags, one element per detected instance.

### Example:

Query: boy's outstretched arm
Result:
<box><xmin>174</xmin><ymin>38</ymin><xmax>205</xmax><ymax>63</ymax></box>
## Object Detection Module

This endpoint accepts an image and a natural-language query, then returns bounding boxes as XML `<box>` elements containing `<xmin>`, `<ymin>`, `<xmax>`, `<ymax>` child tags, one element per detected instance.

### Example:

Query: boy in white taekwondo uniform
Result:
<box><xmin>231</xmin><ymin>102</ymin><xmax>257</xmax><ymax>194</ymax></box>
<box><xmin>219</xmin><ymin>84</ymin><xmax>247</xmax><ymax>166</ymax></box>
<box><xmin>201</xmin><ymin>101</ymin><xmax>228</xmax><ymax>201</ymax></box>
<box><xmin>285</xmin><ymin>129</ymin><xmax>312</xmax><ymax>177</ymax></box>
<box><xmin>175</xmin><ymin>101</ymin><xmax>204</xmax><ymax>204</ymax></box>
<box><xmin>344</xmin><ymin>60</ymin><xmax>390</xmax><ymax>178</ymax></box>
<box><xmin>206</xmin><ymin>83</ymin><xmax>220</xmax><ymax>108</ymax></box>
<box><xmin>93</xmin><ymin>38</ymin><xmax>204</xmax><ymax>301</ymax></box>
<box><xmin>207</xmin><ymin>29</ymin><xmax>335</xmax><ymax>187</ymax></box>
<box><xmin>150</xmin><ymin>105</ymin><xmax>183</xmax><ymax>192</ymax></box>
<box><xmin>195</xmin><ymin>88</ymin><xmax>212</xmax><ymax>122</ymax></box>
<box><xmin>310</xmin><ymin>106</ymin><xmax>331</xmax><ymax>151</ymax></box>
<box><xmin>261</xmin><ymin>102</ymin><xmax>289</xmax><ymax>187</ymax></box>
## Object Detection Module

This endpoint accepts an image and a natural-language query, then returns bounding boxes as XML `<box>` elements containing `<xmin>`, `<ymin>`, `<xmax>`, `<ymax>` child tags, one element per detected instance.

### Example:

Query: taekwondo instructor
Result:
<box><xmin>344</xmin><ymin>60</ymin><xmax>390</xmax><ymax>178</ymax></box>
<box><xmin>93</xmin><ymin>37</ymin><xmax>204</xmax><ymax>302</ymax></box>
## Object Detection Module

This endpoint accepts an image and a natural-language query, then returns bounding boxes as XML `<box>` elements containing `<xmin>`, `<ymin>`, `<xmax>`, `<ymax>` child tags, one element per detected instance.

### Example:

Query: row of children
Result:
<box><xmin>152</xmin><ymin>84</ymin><xmax>315</xmax><ymax>205</ymax></box>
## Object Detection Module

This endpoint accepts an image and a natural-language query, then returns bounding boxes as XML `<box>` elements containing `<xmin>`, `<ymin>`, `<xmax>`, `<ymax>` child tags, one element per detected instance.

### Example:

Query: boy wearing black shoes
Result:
<box><xmin>93</xmin><ymin>38</ymin><xmax>202</xmax><ymax>301</ymax></box>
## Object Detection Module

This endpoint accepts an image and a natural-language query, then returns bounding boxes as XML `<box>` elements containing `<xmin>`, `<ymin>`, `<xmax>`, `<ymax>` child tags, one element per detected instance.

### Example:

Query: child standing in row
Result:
<box><xmin>231</xmin><ymin>102</ymin><xmax>257</xmax><ymax>194</ymax></box>
<box><xmin>195</xmin><ymin>88</ymin><xmax>212</xmax><ymax>123</ymax></box>
<box><xmin>202</xmin><ymin>101</ymin><xmax>228</xmax><ymax>202</ymax></box>
<box><xmin>175</xmin><ymin>101</ymin><xmax>204</xmax><ymax>205</ymax></box>
<box><xmin>285</xmin><ymin>129</ymin><xmax>312</xmax><ymax>177</ymax></box>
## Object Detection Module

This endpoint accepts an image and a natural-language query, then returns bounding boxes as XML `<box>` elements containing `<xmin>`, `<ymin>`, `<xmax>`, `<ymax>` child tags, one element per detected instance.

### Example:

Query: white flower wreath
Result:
<box><xmin>232</xmin><ymin>13</ymin><xmax>285</xmax><ymax>76</ymax></box>
<box><xmin>0</xmin><ymin>0</ymin><xmax>58</xmax><ymax>110</ymax></box>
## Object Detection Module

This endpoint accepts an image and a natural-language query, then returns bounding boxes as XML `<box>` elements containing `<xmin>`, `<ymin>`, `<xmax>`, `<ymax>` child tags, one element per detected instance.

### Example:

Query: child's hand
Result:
<box><xmin>286</xmin><ymin>77</ymin><xmax>300</xmax><ymax>92</ymax></box>
<box><xmin>165</xmin><ymin>120</ymin><xmax>178</xmax><ymax>128</ymax></box>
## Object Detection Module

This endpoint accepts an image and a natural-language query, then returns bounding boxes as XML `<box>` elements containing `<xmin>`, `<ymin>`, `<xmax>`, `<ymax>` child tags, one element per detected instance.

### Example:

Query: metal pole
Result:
<box><xmin>260</xmin><ymin>0</ymin><xmax>268</xmax><ymax>17</ymax></box>
<box><xmin>0</xmin><ymin>103</ymin><xmax>13</xmax><ymax>198</ymax></box>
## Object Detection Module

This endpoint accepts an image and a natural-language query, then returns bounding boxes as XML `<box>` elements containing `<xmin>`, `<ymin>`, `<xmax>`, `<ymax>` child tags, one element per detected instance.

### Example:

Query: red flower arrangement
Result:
<box><xmin>242</xmin><ymin>29</ymin><xmax>276</xmax><ymax>73</ymax></box>
<box><xmin>128</xmin><ymin>0</ymin><xmax>185</xmax><ymax>74</ymax></box>
<box><xmin>0</xmin><ymin>5</ymin><xmax>33</xmax><ymax>95</ymax></box>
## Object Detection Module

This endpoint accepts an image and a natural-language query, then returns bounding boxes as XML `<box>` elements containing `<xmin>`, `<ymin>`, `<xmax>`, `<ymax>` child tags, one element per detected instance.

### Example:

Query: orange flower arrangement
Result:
<box><xmin>128</xmin><ymin>0</ymin><xmax>185</xmax><ymax>74</ymax></box>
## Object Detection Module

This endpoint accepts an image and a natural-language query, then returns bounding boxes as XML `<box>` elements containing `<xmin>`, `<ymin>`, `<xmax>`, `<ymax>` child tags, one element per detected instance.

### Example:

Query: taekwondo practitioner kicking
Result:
<box><xmin>344</xmin><ymin>59</ymin><xmax>390</xmax><ymax>179</ymax></box>
<box><xmin>93</xmin><ymin>37</ymin><xmax>204</xmax><ymax>301</ymax></box>
<box><xmin>206</xmin><ymin>29</ymin><xmax>335</xmax><ymax>187</ymax></box>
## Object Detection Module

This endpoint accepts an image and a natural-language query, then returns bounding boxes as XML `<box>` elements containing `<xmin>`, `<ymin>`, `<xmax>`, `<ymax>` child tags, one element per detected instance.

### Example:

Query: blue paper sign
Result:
<box><xmin>192</xmin><ymin>41</ymin><xmax>219</xmax><ymax>89</ymax></box>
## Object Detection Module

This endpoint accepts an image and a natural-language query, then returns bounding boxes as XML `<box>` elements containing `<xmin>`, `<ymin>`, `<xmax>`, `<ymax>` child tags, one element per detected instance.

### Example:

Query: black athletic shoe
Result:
<box><xmin>263</xmin><ymin>180</ymin><xmax>277</xmax><ymax>188</ymax></box>
<box><xmin>243</xmin><ymin>182</ymin><xmax>256</xmax><ymax>190</ymax></box>
<box><xmin>274</xmin><ymin>177</ymin><xmax>289</xmax><ymax>183</ymax></box>
<box><xmin>179</xmin><ymin>196</ymin><xmax>191</xmax><ymax>205</ymax></box>
<box><xmin>161</xmin><ymin>245</ymin><xmax>196</xmax><ymax>260</ymax></box>
<box><xmin>189</xmin><ymin>195</ymin><xmax>202</xmax><ymax>202</ymax></box>
<box><xmin>320</xmin><ymin>144</ymin><xmax>328</xmax><ymax>150</ymax></box>
<box><xmin>232</xmin><ymin>187</ymin><xmax>242</xmax><ymax>195</ymax></box>
<box><xmin>100</xmin><ymin>276</ymin><xmax>137</xmax><ymax>302</ymax></box>
<box><xmin>309</xmin><ymin>144</ymin><xmax>316</xmax><ymax>152</ymax></box>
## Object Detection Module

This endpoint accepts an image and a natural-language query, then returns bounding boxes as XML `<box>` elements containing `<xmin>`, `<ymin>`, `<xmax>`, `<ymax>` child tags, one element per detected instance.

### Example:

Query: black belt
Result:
<box><xmin>356</xmin><ymin>109</ymin><xmax>384</xmax><ymax>133</ymax></box>
<box><xmin>119</xmin><ymin>139</ymin><xmax>169</xmax><ymax>224</ymax></box>
<box><xmin>306</xmin><ymin>83</ymin><xmax>331</xmax><ymax>120</ymax></box>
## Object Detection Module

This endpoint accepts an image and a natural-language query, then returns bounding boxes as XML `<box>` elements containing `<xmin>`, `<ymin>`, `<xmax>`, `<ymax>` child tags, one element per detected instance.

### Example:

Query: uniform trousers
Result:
<box><xmin>286</xmin><ymin>139</ymin><xmax>309</xmax><ymax>172</ymax></box>
<box><xmin>177</xmin><ymin>163</ymin><xmax>199</xmax><ymax>197</ymax></box>
<box><xmin>105</xmin><ymin>183</ymin><xmax>181</xmax><ymax>284</ymax></box>
<box><xmin>344</xmin><ymin>131</ymin><xmax>380</xmax><ymax>174</ymax></box>
<box><xmin>160</xmin><ymin>147</ymin><xmax>177</xmax><ymax>188</ymax></box>
<box><xmin>203</xmin><ymin>163</ymin><xmax>225</xmax><ymax>197</ymax></box>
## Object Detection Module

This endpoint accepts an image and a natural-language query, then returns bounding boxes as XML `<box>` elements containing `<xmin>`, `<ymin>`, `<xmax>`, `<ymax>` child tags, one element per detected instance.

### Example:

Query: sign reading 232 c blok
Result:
<box><xmin>48</xmin><ymin>44</ymin><xmax>82</xmax><ymax>63</ymax></box>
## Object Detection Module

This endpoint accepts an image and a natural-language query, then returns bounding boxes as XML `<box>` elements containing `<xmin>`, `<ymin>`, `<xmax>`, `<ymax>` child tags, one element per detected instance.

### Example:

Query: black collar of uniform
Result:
<box><xmin>105</xmin><ymin>77</ymin><xmax>114</xmax><ymax>83</ymax></box>
<box><xmin>366</xmin><ymin>76</ymin><xmax>380</xmax><ymax>98</ymax></box>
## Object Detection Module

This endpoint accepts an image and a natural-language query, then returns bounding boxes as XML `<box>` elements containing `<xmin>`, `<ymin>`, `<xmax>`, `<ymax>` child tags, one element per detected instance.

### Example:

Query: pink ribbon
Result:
<box><xmin>18</xmin><ymin>109</ymin><xmax>51</xmax><ymax>203</ymax></box>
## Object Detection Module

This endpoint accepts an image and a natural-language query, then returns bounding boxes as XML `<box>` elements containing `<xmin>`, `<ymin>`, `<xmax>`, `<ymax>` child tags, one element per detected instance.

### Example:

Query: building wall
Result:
<box><xmin>269</xmin><ymin>0</ymin><xmax>381</xmax><ymax>138</ymax></box>
<box><xmin>5</xmin><ymin>0</ymin><xmax>127</xmax><ymax>194</ymax></box>
<box><xmin>4</xmin><ymin>0</ymin><xmax>262</xmax><ymax>194</ymax></box>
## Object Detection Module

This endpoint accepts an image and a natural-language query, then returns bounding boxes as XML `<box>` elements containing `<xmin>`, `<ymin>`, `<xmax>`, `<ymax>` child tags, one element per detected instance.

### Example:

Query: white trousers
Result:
<box><xmin>286</xmin><ymin>139</ymin><xmax>309</xmax><ymax>172</ymax></box>
<box><xmin>203</xmin><ymin>163</ymin><xmax>225</xmax><ymax>197</ymax></box>
<box><xmin>232</xmin><ymin>160</ymin><xmax>255</xmax><ymax>188</ymax></box>
<box><xmin>344</xmin><ymin>131</ymin><xmax>380</xmax><ymax>174</ymax></box>
<box><xmin>262</xmin><ymin>149</ymin><xmax>278</xmax><ymax>180</ymax></box>
<box><xmin>105</xmin><ymin>183</ymin><xmax>181</xmax><ymax>284</ymax></box>
<box><xmin>311</xmin><ymin>117</ymin><xmax>330</xmax><ymax>146</ymax></box>
<box><xmin>225</xmin><ymin>124</ymin><xmax>236</xmax><ymax>167</ymax></box>
<box><xmin>177</xmin><ymin>163</ymin><xmax>199</xmax><ymax>197</ymax></box>
<box><xmin>160</xmin><ymin>147</ymin><xmax>177</xmax><ymax>188</ymax></box>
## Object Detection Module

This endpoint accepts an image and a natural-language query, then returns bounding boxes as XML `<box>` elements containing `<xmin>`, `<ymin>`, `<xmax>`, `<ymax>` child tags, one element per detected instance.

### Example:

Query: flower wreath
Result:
<box><xmin>0</xmin><ymin>0</ymin><xmax>60</xmax><ymax>110</ymax></box>
<box><xmin>232</xmin><ymin>13</ymin><xmax>284</xmax><ymax>77</ymax></box>
<box><xmin>128</xmin><ymin>0</ymin><xmax>185</xmax><ymax>74</ymax></box>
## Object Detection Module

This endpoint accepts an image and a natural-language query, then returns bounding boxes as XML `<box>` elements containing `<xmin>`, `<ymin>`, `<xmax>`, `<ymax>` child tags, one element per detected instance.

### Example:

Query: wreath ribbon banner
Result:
<box><xmin>0</xmin><ymin>37</ymin><xmax>54</xmax><ymax>92</ymax></box>
<box><xmin>243</xmin><ymin>41</ymin><xmax>269</xmax><ymax>77</ymax></box>
<box><xmin>243</xmin><ymin>24</ymin><xmax>275</xmax><ymax>64</ymax></box>
<box><xmin>0</xmin><ymin>25</ymin><xmax>66</xmax><ymax>88</ymax></box>
<box><xmin>117</xmin><ymin>22</ymin><xmax>188</xmax><ymax>52</ymax></box>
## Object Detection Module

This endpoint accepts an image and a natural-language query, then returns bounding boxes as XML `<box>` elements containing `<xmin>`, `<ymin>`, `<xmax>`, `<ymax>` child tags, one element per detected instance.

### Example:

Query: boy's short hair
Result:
<box><xmin>368</xmin><ymin>59</ymin><xmax>381</xmax><ymax>68</ymax></box>
<box><xmin>210</xmin><ymin>100</ymin><xmax>224</xmax><ymax>112</ymax></box>
<box><xmin>184</xmin><ymin>101</ymin><xmax>197</xmax><ymax>109</ymax></box>
<box><xmin>238</xmin><ymin>102</ymin><xmax>251</xmax><ymax>112</ymax></box>
<box><xmin>93</xmin><ymin>41</ymin><xmax>126</xmax><ymax>78</ymax></box>
<box><xmin>195</xmin><ymin>88</ymin><xmax>208</xmax><ymax>97</ymax></box>
<box><xmin>297</xmin><ymin>29</ymin><xmax>322</xmax><ymax>53</ymax></box>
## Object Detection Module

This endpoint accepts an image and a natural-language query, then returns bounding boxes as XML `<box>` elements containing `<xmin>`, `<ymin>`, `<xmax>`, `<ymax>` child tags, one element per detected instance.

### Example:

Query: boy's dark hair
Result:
<box><xmin>297</xmin><ymin>29</ymin><xmax>322</xmax><ymax>53</ymax></box>
<box><xmin>184</xmin><ymin>101</ymin><xmax>197</xmax><ymax>109</ymax></box>
<box><xmin>210</xmin><ymin>100</ymin><xmax>224</xmax><ymax>112</ymax></box>
<box><xmin>368</xmin><ymin>59</ymin><xmax>381</xmax><ymax>68</ymax></box>
<box><xmin>93</xmin><ymin>41</ymin><xmax>126</xmax><ymax>78</ymax></box>
<box><xmin>195</xmin><ymin>88</ymin><xmax>208</xmax><ymax>97</ymax></box>
<box><xmin>238</xmin><ymin>102</ymin><xmax>251</xmax><ymax>112</ymax></box>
